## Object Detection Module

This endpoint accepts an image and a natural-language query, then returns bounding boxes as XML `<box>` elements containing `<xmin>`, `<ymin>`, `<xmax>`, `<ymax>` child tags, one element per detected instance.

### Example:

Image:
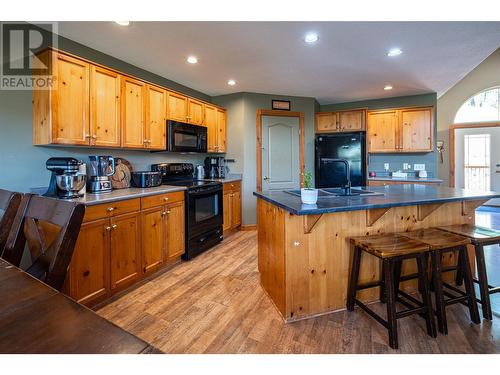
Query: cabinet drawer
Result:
<box><xmin>223</xmin><ymin>181</ymin><xmax>241</xmax><ymax>193</ymax></box>
<box><xmin>83</xmin><ymin>198</ymin><xmax>141</xmax><ymax>222</ymax></box>
<box><xmin>141</xmin><ymin>191</ymin><xmax>185</xmax><ymax>209</ymax></box>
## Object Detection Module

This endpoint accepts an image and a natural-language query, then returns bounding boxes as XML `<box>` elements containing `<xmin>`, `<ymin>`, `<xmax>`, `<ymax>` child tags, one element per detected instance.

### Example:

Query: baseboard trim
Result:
<box><xmin>240</xmin><ymin>224</ymin><xmax>257</xmax><ymax>231</ymax></box>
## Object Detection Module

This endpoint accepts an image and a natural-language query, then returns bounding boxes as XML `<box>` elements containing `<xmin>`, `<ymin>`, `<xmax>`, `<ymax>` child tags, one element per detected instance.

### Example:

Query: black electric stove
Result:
<box><xmin>151</xmin><ymin>163</ymin><xmax>223</xmax><ymax>260</ymax></box>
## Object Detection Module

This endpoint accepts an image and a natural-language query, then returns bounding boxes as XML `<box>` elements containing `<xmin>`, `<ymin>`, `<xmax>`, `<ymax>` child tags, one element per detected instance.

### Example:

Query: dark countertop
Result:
<box><xmin>368</xmin><ymin>176</ymin><xmax>443</xmax><ymax>183</ymax></box>
<box><xmin>253</xmin><ymin>185</ymin><xmax>500</xmax><ymax>215</ymax></box>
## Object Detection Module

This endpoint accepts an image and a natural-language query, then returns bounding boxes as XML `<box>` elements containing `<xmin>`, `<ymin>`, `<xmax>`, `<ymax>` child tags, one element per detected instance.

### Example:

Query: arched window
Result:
<box><xmin>454</xmin><ymin>86</ymin><xmax>500</xmax><ymax>123</ymax></box>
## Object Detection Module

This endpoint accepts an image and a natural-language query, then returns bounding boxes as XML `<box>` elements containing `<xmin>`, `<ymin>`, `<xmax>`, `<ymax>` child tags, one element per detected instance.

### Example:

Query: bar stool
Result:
<box><xmin>438</xmin><ymin>224</ymin><xmax>500</xmax><ymax>320</ymax></box>
<box><xmin>401</xmin><ymin>228</ymin><xmax>480</xmax><ymax>334</ymax></box>
<box><xmin>347</xmin><ymin>233</ymin><xmax>436</xmax><ymax>349</ymax></box>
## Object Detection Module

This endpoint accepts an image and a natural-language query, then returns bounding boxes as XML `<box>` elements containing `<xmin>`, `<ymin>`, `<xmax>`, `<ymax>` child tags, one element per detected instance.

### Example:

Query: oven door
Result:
<box><xmin>167</xmin><ymin>121</ymin><xmax>207</xmax><ymax>152</ymax></box>
<box><xmin>187</xmin><ymin>186</ymin><xmax>223</xmax><ymax>238</ymax></box>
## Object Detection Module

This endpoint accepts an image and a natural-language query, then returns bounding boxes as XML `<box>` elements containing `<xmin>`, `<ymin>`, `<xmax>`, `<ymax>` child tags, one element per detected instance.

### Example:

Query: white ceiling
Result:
<box><xmin>54</xmin><ymin>21</ymin><xmax>500</xmax><ymax>104</ymax></box>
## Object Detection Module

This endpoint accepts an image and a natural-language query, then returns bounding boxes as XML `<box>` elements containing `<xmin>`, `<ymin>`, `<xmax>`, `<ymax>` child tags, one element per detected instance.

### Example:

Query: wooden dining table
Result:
<box><xmin>0</xmin><ymin>258</ymin><xmax>161</xmax><ymax>354</ymax></box>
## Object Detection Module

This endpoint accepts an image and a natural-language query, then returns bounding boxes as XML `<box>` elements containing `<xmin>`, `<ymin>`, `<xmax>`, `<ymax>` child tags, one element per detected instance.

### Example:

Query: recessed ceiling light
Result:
<box><xmin>187</xmin><ymin>56</ymin><xmax>198</xmax><ymax>64</ymax></box>
<box><xmin>227</xmin><ymin>79</ymin><xmax>236</xmax><ymax>86</ymax></box>
<box><xmin>114</xmin><ymin>21</ymin><xmax>130</xmax><ymax>26</ymax></box>
<box><xmin>384</xmin><ymin>85</ymin><xmax>393</xmax><ymax>90</ymax></box>
<box><xmin>387</xmin><ymin>48</ymin><xmax>403</xmax><ymax>57</ymax></box>
<box><xmin>304</xmin><ymin>33</ymin><xmax>319</xmax><ymax>43</ymax></box>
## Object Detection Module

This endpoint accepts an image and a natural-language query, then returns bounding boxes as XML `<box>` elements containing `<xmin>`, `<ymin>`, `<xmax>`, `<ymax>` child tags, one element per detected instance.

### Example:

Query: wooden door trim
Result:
<box><xmin>449</xmin><ymin>121</ymin><xmax>500</xmax><ymax>187</ymax></box>
<box><xmin>256</xmin><ymin>109</ymin><xmax>305</xmax><ymax>192</ymax></box>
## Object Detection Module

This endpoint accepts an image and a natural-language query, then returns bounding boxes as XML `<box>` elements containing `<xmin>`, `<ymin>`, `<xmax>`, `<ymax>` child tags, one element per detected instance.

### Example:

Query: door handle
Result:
<box><xmin>263</xmin><ymin>176</ymin><xmax>270</xmax><ymax>181</ymax></box>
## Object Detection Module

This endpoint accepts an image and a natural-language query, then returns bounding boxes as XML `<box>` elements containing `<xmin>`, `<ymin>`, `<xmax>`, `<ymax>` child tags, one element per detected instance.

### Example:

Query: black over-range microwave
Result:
<box><xmin>167</xmin><ymin>120</ymin><xmax>207</xmax><ymax>153</ymax></box>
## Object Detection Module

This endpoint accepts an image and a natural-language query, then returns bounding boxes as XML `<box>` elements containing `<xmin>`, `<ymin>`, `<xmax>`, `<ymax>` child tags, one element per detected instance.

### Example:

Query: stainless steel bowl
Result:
<box><xmin>56</xmin><ymin>174</ymin><xmax>87</xmax><ymax>196</ymax></box>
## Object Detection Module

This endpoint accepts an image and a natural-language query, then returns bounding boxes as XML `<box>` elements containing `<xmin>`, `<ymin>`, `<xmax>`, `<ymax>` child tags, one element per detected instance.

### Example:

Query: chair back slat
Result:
<box><xmin>3</xmin><ymin>194</ymin><xmax>85</xmax><ymax>291</ymax></box>
<box><xmin>0</xmin><ymin>189</ymin><xmax>22</xmax><ymax>254</ymax></box>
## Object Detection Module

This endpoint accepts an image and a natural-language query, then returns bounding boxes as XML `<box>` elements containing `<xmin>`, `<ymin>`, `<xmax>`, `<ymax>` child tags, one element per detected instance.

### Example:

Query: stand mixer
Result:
<box><xmin>44</xmin><ymin>157</ymin><xmax>87</xmax><ymax>199</ymax></box>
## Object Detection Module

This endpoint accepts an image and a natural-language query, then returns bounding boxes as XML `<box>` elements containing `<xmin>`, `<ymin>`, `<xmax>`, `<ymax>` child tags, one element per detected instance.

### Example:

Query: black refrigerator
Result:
<box><xmin>315</xmin><ymin>132</ymin><xmax>366</xmax><ymax>188</ymax></box>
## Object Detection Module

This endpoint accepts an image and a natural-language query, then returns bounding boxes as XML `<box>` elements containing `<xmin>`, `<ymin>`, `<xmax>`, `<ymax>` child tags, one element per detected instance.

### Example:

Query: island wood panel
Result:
<box><xmin>257</xmin><ymin>199</ymin><xmax>478</xmax><ymax>321</ymax></box>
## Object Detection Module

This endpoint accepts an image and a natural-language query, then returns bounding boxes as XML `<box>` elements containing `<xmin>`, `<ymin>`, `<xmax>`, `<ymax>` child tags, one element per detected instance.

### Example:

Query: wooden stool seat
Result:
<box><xmin>350</xmin><ymin>234</ymin><xmax>430</xmax><ymax>258</ymax></box>
<box><xmin>347</xmin><ymin>233</ymin><xmax>436</xmax><ymax>349</ymax></box>
<box><xmin>438</xmin><ymin>224</ymin><xmax>500</xmax><ymax>245</ymax></box>
<box><xmin>401</xmin><ymin>228</ymin><xmax>471</xmax><ymax>250</ymax></box>
<box><xmin>438</xmin><ymin>224</ymin><xmax>500</xmax><ymax>320</ymax></box>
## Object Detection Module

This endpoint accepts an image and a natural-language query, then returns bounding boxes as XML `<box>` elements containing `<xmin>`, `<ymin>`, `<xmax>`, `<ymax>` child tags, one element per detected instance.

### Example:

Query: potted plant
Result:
<box><xmin>301</xmin><ymin>171</ymin><xmax>318</xmax><ymax>204</ymax></box>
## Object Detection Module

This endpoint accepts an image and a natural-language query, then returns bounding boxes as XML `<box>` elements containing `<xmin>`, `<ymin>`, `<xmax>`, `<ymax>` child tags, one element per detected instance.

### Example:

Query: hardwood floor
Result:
<box><xmin>97</xmin><ymin>229</ymin><xmax>500</xmax><ymax>354</ymax></box>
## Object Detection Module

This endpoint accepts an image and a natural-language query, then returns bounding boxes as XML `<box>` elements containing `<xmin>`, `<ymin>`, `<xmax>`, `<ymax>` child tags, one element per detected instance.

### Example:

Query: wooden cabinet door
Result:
<box><xmin>122</xmin><ymin>77</ymin><xmax>146</xmax><ymax>149</ymax></box>
<box><xmin>167</xmin><ymin>92</ymin><xmax>188</xmax><ymax>122</ymax></box>
<box><xmin>90</xmin><ymin>65</ymin><xmax>121</xmax><ymax>147</ymax></box>
<box><xmin>223</xmin><ymin>191</ymin><xmax>232</xmax><ymax>231</ymax></box>
<box><xmin>205</xmin><ymin>105</ymin><xmax>218</xmax><ymax>152</ymax></box>
<box><xmin>316</xmin><ymin>112</ymin><xmax>337</xmax><ymax>132</ymax></box>
<box><xmin>339</xmin><ymin>110</ymin><xmax>365</xmax><ymax>131</ymax></box>
<box><xmin>217</xmin><ymin>109</ymin><xmax>227</xmax><ymax>152</ymax></box>
<box><xmin>51</xmin><ymin>53</ymin><xmax>90</xmax><ymax>145</ymax></box>
<box><xmin>188</xmin><ymin>98</ymin><xmax>205</xmax><ymax>125</ymax></box>
<box><xmin>231</xmin><ymin>189</ymin><xmax>241</xmax><ymax>227</ymax></box>
<box><xmin>146</xmin><ymin>85</ymin><xmax>167</xmax><ymax>150</ymax></box>
<box><xmin>68</xmin><ymin>219</ymin><xmax>109</xmax><ymax>306</ymax></box>
<box><xmin>141</xmin><ymin>207</ymin><xmax>164</xmax><ymax>274</ymax></box>
<box><xmin>165</xmin><ymin>201</ymin><xmax>185</xmax><ymax>261</ymax></box>
<box><xmin>110</xmin><ymin>211</ymin><xmax>141</xmax><ymax>291</ymax></box>
<box><xmin>367</xmin><ymin>111</ymin><xmax>398</xmax><ymax>152</ymax></box>
<box><xmin>400</xmin><ymin>108</ymin><xmax>433</xmax><ymax>152</ymax></box>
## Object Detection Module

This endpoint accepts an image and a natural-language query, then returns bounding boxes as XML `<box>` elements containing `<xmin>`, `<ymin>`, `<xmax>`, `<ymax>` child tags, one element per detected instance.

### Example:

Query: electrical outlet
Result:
<box><xmin>414</xmin><ymin>164</ymin><xmax>425</xmax><ymax>171</ymax></box>
<box><xmin>384</xmin><ymin>163</ymin><xmax>389</xmax><ymax>171</ymax></box>
<box><xmin>403</xmin><ymin>163</ymin><xmax>411</xmax><ymax>170</ymax></box>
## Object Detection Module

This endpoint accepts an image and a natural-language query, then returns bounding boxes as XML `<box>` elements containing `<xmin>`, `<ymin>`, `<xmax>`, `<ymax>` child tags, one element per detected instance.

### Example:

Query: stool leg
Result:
<box><xmin>417</xmin><ymin>254</ymin><xmax>437</xmax><ymax>338</ymax></box>
<box><xmin>459</xmin><ymin>246</ymin><xmax>481</xmax><ymax>324</ymax></box>
<box><xmin>474</xmin><ymin>244</ymin><xmax>492</xmax><ymax>320</ymax></box>
<box><xmin>379</xmin><ymin>260</ymin><xmax>386</xmax><ymax>304</ymax></box>
<box><xmin>431</xmin><ymin>250</ymin><xmax>448</xmax><ymax>335</ymax></box>
<box><xmin>455</xmin><ymin>254</ymin><xmax>464</xmax><ymax>286</ymax></box>
<box><xmin>384</xmin><ymin>259</ymin><xmax>398</xmax><ymax>349</ymax></box>
<box><xmin>393</xmin><ymin>260</ymin><xmax>402</xmax><ymax>298</ymax></box>
<box><xmin>347</xmin><ymin>246</ymin><xmax>362</xmax><ymax>311</ymax></box>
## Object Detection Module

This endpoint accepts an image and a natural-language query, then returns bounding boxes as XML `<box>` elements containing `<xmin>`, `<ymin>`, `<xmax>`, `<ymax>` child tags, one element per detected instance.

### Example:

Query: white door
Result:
<box><xmin>261</xmin><ymin>115</ymin><xmax>300</xmax><ymax>191</ymax></box>
<box><xmin>455</xmin><ymin>127</ymin><xmax>500</xmax><ymax>206</ymax></box>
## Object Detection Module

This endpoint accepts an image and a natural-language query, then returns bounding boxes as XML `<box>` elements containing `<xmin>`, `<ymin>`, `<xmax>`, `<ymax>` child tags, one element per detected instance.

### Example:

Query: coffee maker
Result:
<box><xmin>87</xmin><ymin>155</ymin><xmax>115</xmax><ymax>193</ymax></box>
<box><xmin>204</xmin><ymin>156</ymin><xmax>226</xmax><ymax>179</ymax></box>
<box><xmin>44</xmin><ymin>157</ymin><xmax>87</xmax><ymax>199</ymax></box>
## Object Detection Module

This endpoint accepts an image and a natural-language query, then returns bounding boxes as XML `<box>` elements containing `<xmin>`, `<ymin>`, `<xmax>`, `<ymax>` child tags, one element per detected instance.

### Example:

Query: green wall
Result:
<box><xmin>321</xmin><ymin>93</ymin><xmax>438</xmax><ymax>177</ymax></box>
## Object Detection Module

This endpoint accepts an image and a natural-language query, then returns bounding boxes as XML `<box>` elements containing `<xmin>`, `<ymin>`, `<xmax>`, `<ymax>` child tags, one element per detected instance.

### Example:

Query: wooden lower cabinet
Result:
<box><xmin>223</xmin><ymin>181</ymin><xmax>242</xmax><ymax>232</ymax></box>
<box><xmin>66</xmin><ymin>192</ymin><xmax>185</xmax><ymax>307</ymax></box>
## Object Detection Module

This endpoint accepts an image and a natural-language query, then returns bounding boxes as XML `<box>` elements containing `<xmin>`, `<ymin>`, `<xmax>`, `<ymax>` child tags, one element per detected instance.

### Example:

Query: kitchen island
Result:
<box><xmin>254</xmin><ymin>185</ymin><xmax>500</xmax><ymax>322</ymax></box>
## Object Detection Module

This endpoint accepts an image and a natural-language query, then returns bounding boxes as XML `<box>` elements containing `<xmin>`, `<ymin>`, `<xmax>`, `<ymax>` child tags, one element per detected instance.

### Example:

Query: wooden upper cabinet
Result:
<box><xmin>316</xmin><ymin>112</ymin><xmax>337</xmax><ymax>132</ymax></box>
<box><xmin>51</xmin><ymin>53</ymin><xmax>90</xmax><ymax>145</ymax></box>
<box><xmin>400</xmin><ymin>108</ymin><xmax>433</xmax><ymax>152</ymax></box>
<box><xmin>367</xmin><ymin>110</ymin><xmax>398</xmax><ymax>152</ymax></box>
<box><xmin>165</xmin><ymin>201</ymin><xmax>185</xmax><ymax>261</ymax></box>
<box><xmin>338</xmin><ymin>110</ymin><xmax>365</xmax><ymax>131</ymax></box>
<box><xmin>146</xmin><ymin>85</ymin><xmax>167</xmax><ymax>150</ymax></box>
<box><xmin>217</xmin><ymin>109</ymin><xmax>227</xmax><ymax>152</ymax></box>
<box><xmin>205</xmin><ymin>105</ymin><xmax>218</xmax><ymax>152</ymax></box>
<box><xmin>90</xmin><ymin>65</ymin><xmax>121</xmax><ymax>147</ymax></box>
<box><xmin>188</xmin><ymin>98</ymin><xmax>205</xmax><ymax>125</ymax></box>
<box><xmin>121</xmin><ymin>77</ymin><xmax>146</xmax><ymax>149</ymax></box>
<box><xmin>110</xmin><ymin>211</ymin><xmax>141</xmax><ymax>292</ymax></box>
<box><xmin>167</xmin><ymin>91</ymin><xmax>188</xmax><ymax>122</ymax></box>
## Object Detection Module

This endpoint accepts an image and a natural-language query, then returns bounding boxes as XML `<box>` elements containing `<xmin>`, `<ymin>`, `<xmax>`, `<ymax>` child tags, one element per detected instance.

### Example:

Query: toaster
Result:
<box><xmin>131</xmin><ymin>171</ymin><xmax>162</xmax><ymax>188</ymax></box>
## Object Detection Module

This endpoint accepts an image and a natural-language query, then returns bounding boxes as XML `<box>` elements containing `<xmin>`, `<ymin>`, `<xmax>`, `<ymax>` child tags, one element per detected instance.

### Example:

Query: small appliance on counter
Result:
<box><xmin>196</xmin><ymin>165</ymin><xmax>205</xmax><ymax>180</ymax></box>
<box><xmin>151</xmin><ymin>163</ymin><xmax>223</xmax><ymax>260</ymax></box>
<box><xmin>204</xmin><ymin>156</ymin><xmax>226</xmax><ymax>179</ymax></box>
<box><xmin>131</xmin><ymin>171</ymin><xmax>162</xmax><ymax>188</ymax></box>
<box><xmin>87</xmin><ymin>155</ymin><xmax>115</xmax><ymax>193</ymax></box>
<box><xmin>418</xmin><ymin>170</ymin><xmax>428</xmax><ymax>178</ymax></box>
<box><xmin>44</xmin><ymin>157</ymin><xmax>87</xmax><ymax>199</ymax></box>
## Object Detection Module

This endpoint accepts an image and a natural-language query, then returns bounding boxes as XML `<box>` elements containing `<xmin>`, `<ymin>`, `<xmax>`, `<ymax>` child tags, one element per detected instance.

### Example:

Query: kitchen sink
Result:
<box><xmin>285</xmin><ymin>188</ymin><xmax>384</xmax><ymax>198</ymax></box>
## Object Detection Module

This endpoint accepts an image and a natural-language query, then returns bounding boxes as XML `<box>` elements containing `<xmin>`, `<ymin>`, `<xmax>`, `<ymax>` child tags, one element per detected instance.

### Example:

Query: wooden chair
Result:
<box><xmin>0</xmin><ymin>189</ymin><xmax>22</xmax><ymax>255</ymax></box>
<box><xmin>2</xmin><ymin>194</ymin><xmax>85</xmax><ymax>291</ymax></box>
<box><xmin>438</xmin><ymin>224</ymin><xmax>500</xmax><ymax>320</ymax></box>
<box><xmin>401</xmin><ymin>228</ymin><xmax>480</xmax><ymax>334</ymax></box>
<box><xmin>347</xmin><ymin>233</ymin><xmax>436</xmax><ymax>349</ymax></box>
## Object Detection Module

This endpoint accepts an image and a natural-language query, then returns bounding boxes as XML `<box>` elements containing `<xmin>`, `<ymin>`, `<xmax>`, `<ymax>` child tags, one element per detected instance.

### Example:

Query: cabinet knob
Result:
<box><xmin>161</xmin><ymin>211</ymin><xmax>167</xmax><ymax>217</ymax></box>
<box><xmin>111</xmin><ymin>224</ymin><xmax>118</xmax><ymax>230</ymax></box>
<box><xmin>107</xmin><ymin>207</ymin><xmax>115</xmax><ymax>212</ymax></box>
<box><xmin>163</xmin><ymin>197</ymin><xmax>169</xmax><ymax>201</ymax></box>
<box><xmin>105</xmin><ymin>226</ymin><xmax>112</xmax><ymax>231</ymax></box>
<box><xmin>166</xmin><ymin>210</ymin><xmax>171</xmax><ymax>214</ymax></box>
<box><xmin>85</xmin><ymin>134</ymin><xmax>91</xmax><ymax>138</ymax></box>
<box><xmin>293</xmin><ymin>241</ymin><xmax>301</xmax><ymax>247</ymax></box>
<box><xmin>92</xmin><ymin>135</ymin><xmax>97</xmax><ymax>139</ymax></box>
